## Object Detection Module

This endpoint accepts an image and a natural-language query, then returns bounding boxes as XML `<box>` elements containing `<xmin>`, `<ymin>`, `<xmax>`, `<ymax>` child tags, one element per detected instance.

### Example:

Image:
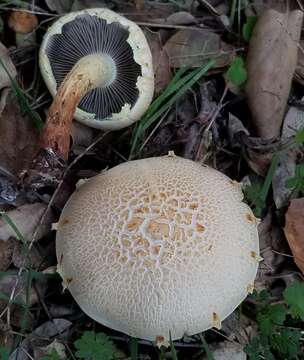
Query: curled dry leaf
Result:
<box><xmin>281</xmin><ymin>98</ymin><xmax>304</xmax><ymax>140</ymax></box>
<box><xmin>145</xmin><ymin>30</ymin><xmax>172</xmax><ymax>94</ymax></box>
<box><xmin>295</xmin><ymin>40</ymin><xmax>304</xmax><ymax>84</ymax></box>
<box><xmin>0</xmin><ymin>238</ymin><xmax>14</xmax><ymax>271</ymax></box>
<box><xmin>0</xmin><ymin>203</ymin><xmax>53</xmax><ymax>242</ymax></box>
<box><xmin>163</xmin><ymin>28</ymin><xmax>234</xmax><ymax>68</ymax></box>
<box><xmin>245</xmin><ymin>9</ymin><xmax>303</xmax><ymax>139</ymax></box>
<box><xmin>0</xmin><ymin>44</ymin><xmax>16</xmax><ymax>90</ymax></box>
<box><xmin>201</xmin><ymin>341</ymin><xmax>246</xmax><ymax>360</ymax></box>
<box><xmin>256</xmin><ymin>211</ymin><xmax>288</xmax><ymax>289</ymax></box>
<box><xmin>284</xmin><ymin>198</ymin><xmax>304</xmax><ymax>274</ymax></box>
<box><xmin>8</xmin><ymin>10</ymin><xmax>38</xmax><ymax>34</ymax></box>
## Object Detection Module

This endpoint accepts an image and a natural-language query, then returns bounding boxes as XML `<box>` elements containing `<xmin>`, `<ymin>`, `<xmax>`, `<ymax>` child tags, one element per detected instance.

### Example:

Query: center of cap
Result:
<box><xmin>75</xmin><ymin>53</ymin><xmax>117</xmax><ymax>88</ymax></box>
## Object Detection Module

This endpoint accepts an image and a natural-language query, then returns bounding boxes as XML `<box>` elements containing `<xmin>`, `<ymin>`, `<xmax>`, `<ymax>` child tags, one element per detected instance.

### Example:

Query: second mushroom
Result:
<box><xmin>39</xmin><ymin>8</ymin><xmax>154</xmax><ymax>160</ymax></box>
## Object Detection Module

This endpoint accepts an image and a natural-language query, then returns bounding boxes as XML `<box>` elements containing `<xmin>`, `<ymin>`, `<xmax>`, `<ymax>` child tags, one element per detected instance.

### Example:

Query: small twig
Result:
<box><xmin>197</xmin><ymin>0</ymin><xmax>220</xmax><ymax>16</ymax></box>
<box><xmin>29</xmin><ymin>131</ymin><xmax>109</xmax><ymax>250</ymax></box>
<box><xmin>271</xmin><ymin>249</ymin><xmax>294</xmax><ymax>258</ymax></box>
<box><xmin>0</xmin><ymin>6</ymin><xmax>58</xmax><ymax>16</ymax></box>
<box><xmin>139</xmin><ymin>107</ymin><xmax>171</xmax><ymax>153</ymax></box>
<box><xmin>134</xmin><ymin>21</ymin><xmax>209</xmax><ymax>30</ymax></box>
<box><xmin>195</xmin><ymin>85</ymin><xmax>228</xmax><ymax>161</ymax></box>
<box><xmin>21</xmin><ymin>347</ymin><xmax>35</xmax><ymax>360</ymax></box>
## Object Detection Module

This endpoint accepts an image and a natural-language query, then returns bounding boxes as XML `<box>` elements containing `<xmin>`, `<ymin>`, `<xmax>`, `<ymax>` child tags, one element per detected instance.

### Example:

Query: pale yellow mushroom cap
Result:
<box><xmin>56</xmin><ymin>155</ymin><xmax>259</xmax><ymax>341</ymax></box>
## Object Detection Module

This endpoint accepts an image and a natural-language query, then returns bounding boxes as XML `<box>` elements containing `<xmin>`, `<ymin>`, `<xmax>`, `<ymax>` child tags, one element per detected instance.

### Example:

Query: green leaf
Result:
<box><xmin>244</xmin><ymin>337</ymin><xmax>275</xmax><ymax>360</ymax></box>
<box><xmin>244</xmin><ymin>337</ymin><xmax>261</xmax><ymax>360</ymax></box>
<box><xmin>270</xmin><ymin>328</ymin><xmax>302</xmax><ymax>358</ymax></box>
<box><xmin>294</xmin><ymin>128</ymin><xmax>304</xmax><ymax>144</ymax></box>
<box><xmin>242</xmin><ymin>16</ymin><xmax>257</xmax><ymax>42</ymax></box>
<box><xmin>226</xmin><ymin>57</ymin><xmax>247</xmax><ymax>87</ymax></box>
<box><xmin>243</xmin><ymin>182</ymin><xmax>266</xmax><ymax>217</ymax></box>
<box><xmin>0</xmin><ymin>347</ymin><xmax>10</xmax><ymax>360</ymax></box>
<box><xmin>41</xmin><ymin>349</ymin><xmax>61</xmax><ymax>360</ymax></box>
<box><xmin>130</xmin><ymin>337</ymin><xmax>137</xmax><ymax>360</ymax></box>
<box><xmin>129</xmin><ymin>59</ymin><xmax>214</xmax><ymax>158</ymax></box>
<box><xmin>249</xmin><ymin>289</ymin><xmax>270</xmax><ymax>305</ymax></box>
<box><xmin>257</xmin><ymin>304</ymin><xmax>287</xmax><ymax>337</ymax></box>
<box><xmin>169</xmin><ymin>331</ymin><xmax>178</xmax><ymax>360</ymax></box>
<box><xmin>74</xmin><ymin>331</ymin><xmax>117</xmax><ymax>360</ymax></box>
<box><xmin>283</xmin><ymin>281</ymin><xmax>304</xmax><ymax>320</ymax></box>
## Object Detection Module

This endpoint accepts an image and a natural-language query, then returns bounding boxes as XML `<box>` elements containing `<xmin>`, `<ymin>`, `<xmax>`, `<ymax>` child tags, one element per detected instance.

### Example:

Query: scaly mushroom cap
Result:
<box><xmin>56</xmin><ymin>155</ymin><xmax>259</xmax><ymax>341</ymax></box>
<box><xmin>39</xmin><ymin>8</ymin><xmax>154</xmax><ymax>130</ymax></box>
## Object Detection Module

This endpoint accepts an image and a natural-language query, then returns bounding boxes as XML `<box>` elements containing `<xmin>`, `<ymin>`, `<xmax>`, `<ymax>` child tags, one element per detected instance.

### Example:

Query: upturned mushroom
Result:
<box><xmin>56</xmin><ymin>154</ymin><xmax>260</xmax><ymax>342</ymax></box>
<box><xmin>39</xmin><ymin>8</ymin><xmax>154</xmax><ymax>160</ymax></box>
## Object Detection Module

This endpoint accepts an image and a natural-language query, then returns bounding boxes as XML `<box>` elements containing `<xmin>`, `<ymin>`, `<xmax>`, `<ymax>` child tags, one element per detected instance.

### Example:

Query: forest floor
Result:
<box><xmin>0</xmin><ymin>0</ymin><xmax>304</xmax><ymax>359</ymax></box>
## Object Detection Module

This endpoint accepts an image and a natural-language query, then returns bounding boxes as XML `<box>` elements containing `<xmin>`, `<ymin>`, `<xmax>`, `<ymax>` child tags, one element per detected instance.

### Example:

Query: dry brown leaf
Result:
<box><xmin>0</xmin><ymin>319</ymin><xmax>13</xmax><ymax>349</ymax></box>
<box><xmin>246</xmin><ymin>149</ymin><xmax>274</xmax><ymax>176</ymax></box>
<box><xmin>12</xmin><ymin>241</ymin><xmax>52</xmax><ymax>270</ymax></box>
<box><xmin>295</xmin><ymin>40</ymin><xmax>304</xmax><ymax>84</ymax></box>
<box><xmin>10</xmin><ymin>319</ymin><xmax>72</xmax><ymax>360</ymax></box>
<box><xmin>145</xmin><ymin>30</ymin><xmax>172</xmax><ymax>94</ymax></box>
<box><xmin>8</xmin><ymin>10</ymin><xmax>38</xmax><ymax>34</ymax></box>
<box><xmin>272</xmin><ymin>150</ymin><xmax>297</xmax><ymax>209</ymax></box>
<box><xmin>245</xmin><ymin>9</ymin><xmax>303</xmax><ymax>139</ymax></box>
<box><xmin>282</xmin><ymin>98</ymin><xmax>304</xmax><ymax>140</ymax></box>
<box><xmin>0</xmin><ymin>238</ymin><xmax>14</xmax><ymax>271</ymax></box>
<box><xmin>284</xmin><ymin>197</ymin><xmax>304</xmax><ymax>273</ymax></box>
<box><xmin>0</xmin><ymin>274</ymin><xmax>39</xmax><ymax>313</ymax></box>
<box><xmin>70</xmin><ymin>121</ymin><xmax>97</xmax><ymax>153</ymax></box>
<box><xmin>0</xmin><ymin>90</ymin><xmax>39</xmax><ymax>176</ymax></box>
<box><xmin>166</xmin><ymin>11</ymin><xmax>196</xmax><ymax>25</ymax></box>
<box><xmin>249</xmin><ymin>0</ymin><xmax>296</xmax><ymax>15</ymax></box>
<box><xmin>0</xmin><ymin>43</ymin><xmax>16</xmax><ymax>90</ymax></box>
<box><xmin>0</xmin><ymin>203</ymin><xmax>53</xmax><ymax>242</ymax></box>
<box><xmin>163</xmin><ymin>28</ymin><xmax>234</xmax><ymax>68</ymax></box>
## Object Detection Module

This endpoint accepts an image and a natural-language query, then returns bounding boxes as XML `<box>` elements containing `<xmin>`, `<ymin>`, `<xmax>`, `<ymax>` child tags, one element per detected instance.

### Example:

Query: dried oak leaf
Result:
<box><xmin>145</xmin><ymin>30</ymin><xmax>172</xmax><ymax>94</ymax></box>
<box><xmin>245</xmin><ymin>9</ymin><xmax>303</xmax><ymax>139</ymax></box>
<box><xmin>284</xmin><ymin>198</ymin><xmax>304</xmax><ymax>274</ymax></box>
<box><xmin>163</xmin><ymin>28</ymin><xmax>234</xmax><ymax>68</ymax></box>
<box><xmin>0</xmin><ymin>90</ymin><xmax>39</xmax><ymax>176</ymax></box>
<box><xmin>0</xmin><ymin>42</ymin><xmax>16</xmax><ymax>90</ymax></box>
<box><xmin>0</xmin><ymin>203</ymin><xmax>53</xmax><ymax>242</ymax></box>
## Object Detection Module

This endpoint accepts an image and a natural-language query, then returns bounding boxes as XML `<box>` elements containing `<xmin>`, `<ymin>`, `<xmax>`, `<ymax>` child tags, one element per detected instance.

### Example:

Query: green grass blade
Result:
<box><xmin>0</xmin><ymin>57</ymin><xmax>43</xmax><ymax>130</ymax></box>
<box><xmin>169</xmin><ymin>331</ymin><xmax>178</xmax><ymax>360</ymax></box>
<box><xmin>259</xmin><ymin>152</ymin><xmax>280</xmax><ymax>202</ymax></box>
<box><xmin>199</xmin><ymin>334</ymin><xmax>214</xmax><ymax>360</ymax></box>
<box><xmin>130</xmin><ymin>59</ymin><xmax>215</xmax><ymax>158</ymax></box>
<box><xmin>130</xmin><ymin>337</ymin><xmax>138</xmax><ymax>360</ymax></box>
<box><xmin>0</xmin><ymin>212</ymin><xmax>27</xmax><ymax>243</ymax></box>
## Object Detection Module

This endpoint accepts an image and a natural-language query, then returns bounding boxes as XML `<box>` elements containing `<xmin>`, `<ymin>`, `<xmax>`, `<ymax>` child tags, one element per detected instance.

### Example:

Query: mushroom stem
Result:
<box><xmin>39</xmin><ymin>54</ymin><xmax>116</xmax><ymax>160</ymax></box>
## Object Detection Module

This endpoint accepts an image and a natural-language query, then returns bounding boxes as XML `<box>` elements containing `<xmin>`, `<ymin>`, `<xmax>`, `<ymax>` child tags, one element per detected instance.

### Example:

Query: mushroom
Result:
<box><xmin>39</xmin><ymin>8</ymin><xmax>154</xmax><ymax>159</ymax></box>
<box><xmin>56</xmin><ymin>154</ymin><xmax>260</xmax><ymax>342</ymax></box>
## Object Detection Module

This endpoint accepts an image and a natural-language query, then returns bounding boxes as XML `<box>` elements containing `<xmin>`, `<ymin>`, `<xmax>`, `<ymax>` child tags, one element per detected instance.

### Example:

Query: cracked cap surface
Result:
<box><xmin>56</xmin><ymin>155</ymin><xmax>259</xmax><ymax>341</ymax></box>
